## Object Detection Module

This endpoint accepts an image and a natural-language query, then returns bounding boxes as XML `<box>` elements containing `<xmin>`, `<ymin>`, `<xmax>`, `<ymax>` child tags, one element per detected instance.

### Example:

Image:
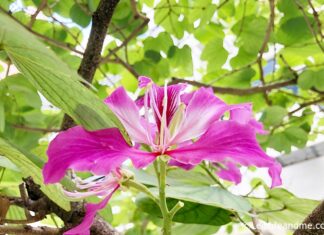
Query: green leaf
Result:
<box><xmin>298</xmin><ymin>69</ymin><xmax>324</xmax><ymax>91</ymax></box>
<box><xmin>201</xmin><ymin>38</ymin><xmax>228</xmax><ymax>73</ymax></box>
<box><xmin>268</xmin><ymin>132</ymin><xmax>291</xmax><ymax>153</ymax></box>
<box><xmin>232</xmin><ymin>16</ymin><xmax>268</xmax><ymax>54</ymax></box>
<box><xmin>0</xmin><ymin>138</ymin><xmax>71</xmax><ymax>211</ymax></box>
<box><xmin>145</xmin><ymin>50</ymin><xmax>162</xmax><ymax>63</ymax></box>
<box><xmin>172</xmin><ymin>224</ymin><xmax>219</xmax><ymax>235</ymax></box>
<box><xmin>150</xmin><ymin>185</ymin><xmax>251</xmax><ymax>213</ymax></box>
<box><xmin>276</xmin><ymin>16</ymin><xmax>314</xmax><ymax>46</ymax></box>
<box><xmin>194</xmin><ymin>23</ymin><xmax>224</xmax><ymax>45</ymax></box>
<box><xmin>251</xmin><ymin>188</ymin><xmax>319</xmax><ymax>224</ymax></box>
<box><xmin>261</xmin><ymin>106</ymin><xmax>287</xmax><ymax>126</ymax></box>
<box><xmin>143</xmin><ymin>32</ymin><xmax>173</xmax><ymax>53</ymax></box>
<box><xmin>154</xmin><ymin>0</ymin><xmax>189</xmax><ymax>39</ymax></box>
<box><xmin>284</xmin><ymin>126</ymin><xmax>308</xmax><ymax>148</ymax></box>
<box><xmin>0</xmin><ymin>155</ymin><xmax>19</xmax><ymax>171</ymax></box>
<box><xmin>0</xmin><ymin>99</ymin><xmax>4</xmax><ymax>132</ymax></box>
<box><xmin>169</xmin><ymin>45</ymin><xmax>193</xmax><ymax>77</ymax></box>
<box><xmin>69</xmin><ymin>4</ymin><xmax>91</xmax><ymax>27</ymax></box>
<box><xmin>0</xmin><ymin>12</ymin><xmax>130</xmax><ymax>142</ymax></box>
<box><xmin>136</xmin><ymin>196</ymin><xmax>232</xmax><ymax>226</ymax></box>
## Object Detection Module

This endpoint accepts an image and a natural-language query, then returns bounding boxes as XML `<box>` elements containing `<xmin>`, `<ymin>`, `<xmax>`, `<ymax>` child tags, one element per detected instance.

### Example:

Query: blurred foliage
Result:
<box><xmin>0</xmin><ymin>0</ymin><xmax>323</xmax><ymax>234</ymax></box>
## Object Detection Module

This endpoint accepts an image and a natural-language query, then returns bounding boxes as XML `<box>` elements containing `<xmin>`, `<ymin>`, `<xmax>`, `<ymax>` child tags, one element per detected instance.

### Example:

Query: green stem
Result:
<box><xmin>153</xmin><ymin>160</ymin><xmax>160</xmax><ymax>184</ymax></box>
<box><xmin>123</xmin><ymin>179</ymin><xmax>159</xmax><ymax>206</ymax></box>
<box><xmin>170</xmin><ymin>201</ymin><xmax>184</xmax><ymax>219</ymax></box>
<box><xmin>201</xmin><ymin>163</ymin><xmax>226</xmax><ymax>189</ymax></box>
<box><xmin>159</xmin><ymin>157</ymin><xmax>172</xmax><ymax>235</ymax></box>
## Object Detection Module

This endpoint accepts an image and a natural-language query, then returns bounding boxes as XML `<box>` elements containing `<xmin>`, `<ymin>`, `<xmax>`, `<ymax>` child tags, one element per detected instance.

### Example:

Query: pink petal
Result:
<box><xmin>138</xmin><ymin>76</ymin><xmax>152</xmax><ymax>88</ymax></box>
<box><xmin>152</xmin><ymin>84</ymin><xmax>187</xmax><ymax>129</ymax></box>
<box><xmin>216</xmin><ymin>162</ymin><xmax>242</xmax><ymax>185</ymax></box>
<box><xmin>139</xmin><ymin>79</ymin><xmax>186</xmax><ymax>129</ymax></box>
<box><xmin>43</xmin><ymin>126</ymin><xmax>156</xmax><ymax>184</ymax></box>
<box><xmin>168</xmin><ymin>159</ymin><xmax>195</xmax><ymax>170</ymax></box>
<box><xmin>167</xmin><ymin>121</ymin><xmax>282</xmax><ymax>187</ymax></box>
<box><xmin>171</xmin><ymin>87</ymin><xmax>228</xmax><ymax>144</ymax></box>
<box><xmin>105</xmin><ymin>87</ymin><xmax>153</xmax><ymax>145</ymax></box>
<box><xmin>64</xmin><ymin>185</ymin><xmax>119</xmax><ymax>235</ymax></box>
<box><xmin>229</xmin><ymin>103</ymin><xmax>268</xmax><ymax>135</ymax></box>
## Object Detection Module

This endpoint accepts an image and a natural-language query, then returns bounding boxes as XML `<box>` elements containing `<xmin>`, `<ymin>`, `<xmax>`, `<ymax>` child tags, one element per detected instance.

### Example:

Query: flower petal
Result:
<box><xmin>216</xmin><ymin>162</ymin><xmax>242</xmax><ymax>185</ymax></box>
<box><xmin>105</xmin><ymin>87</ymin><xmax>153</xmax><ymax>145</ymax></box>
<box><xmin>43</xmin><ymin>126</ymin><xmax>155</xmax><ymax>184</ymax></box>
<box><xmin>167</xmin><ymin>121</ymin><xmax>282</xmax><ymax>187</ymax></box>
<box><xmin>229</xmin><ymin>103</ymin><xmax>267</xmax><ymax>135</ymax></box>
<box><xmin>168</xmin><ymin>159</ymin><xmax>195</xmax><ymax>170</ymax></box>
<box><xmin>63</xmin><ymin>185</ymin><xmax>119</xmax><ymax>235</ymax></box>
<box><xmin>171</xmin><ymin>87</ymin><xmax>227</xmax><ymax>144</ymax></box>
<box><xmin>138</xmin><ymin>76</ymin><xmax>152</xmax><ymax>88</ymax></box>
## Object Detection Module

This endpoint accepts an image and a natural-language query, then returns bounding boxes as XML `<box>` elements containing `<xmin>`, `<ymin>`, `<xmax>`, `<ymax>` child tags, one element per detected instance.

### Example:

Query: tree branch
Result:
<box><xmin>100</xmin><ymin>1</ymin><xmax>149</xmax><ymax>64</ymax></box>
<box><xmin>78</xmin><ymin>0</ymin><xmax>120</xmax><ymax>83</ymax></box>
<box><xmin>295</xmin><ymin>0</ymin><xmax>324</xmax><ymax>53</ymax></box>
<box><xmin>307</xmin><ymin>0</ymin><xmax>324</xmax><ymax>39</ymax></box>
<box><xmin>171</xmin><ymin>77</ymin><xmax>297</xmax><ymax>95</ymax></box>
<box><xmin>109</xmin><ymin>49</ymin><xmax>140</xmax><ymax>77</ymax></box>
<box><xmin>61</xmin><ymin>0</ymin><xmax>120</xmax><ymax>131</ymax></box>
<box><xmin>28</xmin><ymin>0</ymin><xmax>47</xmax><ymax>28</ymax></box>
<box><xmin>294</xmin><ymin>201</ymin><xmax>324</xmax><ymax>235</ymax></box>
<box><xmin>256</xmin><ymin>0</ymin><xmax>275</xmax><ymax>105</ymax></box>
<box><xmin>289</xmin><ymin>97</ymin><xmax>324</xmax><ymax>116</ymax></box>
<box><xmin>0</xmin><ymin>225</ymin><xmax>60</xmax><ymax>235</ymax></box>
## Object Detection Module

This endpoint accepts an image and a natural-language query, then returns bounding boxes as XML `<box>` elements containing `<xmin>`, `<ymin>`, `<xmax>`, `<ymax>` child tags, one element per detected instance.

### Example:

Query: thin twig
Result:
<box><xmin>307</xmin><ymin>0</ymin><xmax>324</xmax><ymax>39</ymax></box>
<box><xmin>171</xmin><ymin>77</ymin><xmax>297</xmax><ymax>95</ymax></box>
<box><xmin>109</xmin><ymin>50</ymin><xmax>140</xmax><ymax>78</ymax></box>
<box><xmin>0</xmin><ymin>225</ymin><xmax>60</xmax><ymax>235</ymax></box>
<box><xmin>28</xmin><ymin>0</ymin><xmax>47</xmax><ymax>28</ymax></box>
<box><xmin>256</xmin><ymin>0</ymin><xmax>275</xmax><ymax>105</ymax></box>
<box><xmin>289</xmin><ymin>97</ymin><xmax>324</xmax><ymax>116</ymax></box>
<box><xmin>101</xmin><ymin>18</ymin><xmax>149</xmax><ymax>64</ymax></box>
<box><xmin>295</xmin><ymin>0</ymin><xmax>324</xmax><ymax>53</ymax></box>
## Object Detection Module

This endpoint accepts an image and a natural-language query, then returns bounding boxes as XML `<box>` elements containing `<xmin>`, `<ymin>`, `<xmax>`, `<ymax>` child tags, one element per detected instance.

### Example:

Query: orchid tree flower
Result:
<box><xmin>43</xmin><ymin>76</ymin><xmax>282</xmax><ymax>235</ymax></box>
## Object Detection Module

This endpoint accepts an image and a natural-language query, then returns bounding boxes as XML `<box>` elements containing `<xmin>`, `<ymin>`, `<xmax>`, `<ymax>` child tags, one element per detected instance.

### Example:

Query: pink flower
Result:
<box><xmin>63</xmin><ymin>170</ymin><xmax>121</xmax><ymax>235</ymax></box>
<box><xmin>43</xmin><ymin>76</ymin><xmax>282</xmax><ymax>234</ymax></box>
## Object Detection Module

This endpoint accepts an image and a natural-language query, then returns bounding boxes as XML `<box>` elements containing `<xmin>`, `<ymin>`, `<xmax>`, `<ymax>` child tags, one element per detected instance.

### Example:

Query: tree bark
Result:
<box><xmin>61</xmin><ymin>0</ymin><xmax>119</xmax><ymax>131</ymax></box>
<box><xmin>57</xmin><ymin>0</ymin><xmax>121</xmax><ymax>234</ymax></box>
<box><xmin>294</xmin><ymin>201</ymin><xmax>324</xmax><ymax>235</ymax></box>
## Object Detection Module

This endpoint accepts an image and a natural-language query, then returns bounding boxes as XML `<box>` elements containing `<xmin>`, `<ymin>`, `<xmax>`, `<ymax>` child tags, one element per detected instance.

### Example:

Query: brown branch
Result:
<box><xmin>307</xmin><ymin>0</ymin><xmax>324</xmax><ymax>39</ymax></box>
<box><xmin>0</xmin><ymin>225</ymin><xmax>60</xmax><ymax>235</ymax></box>
<box><xmin>101</xmin><ymin>19</ymin><xmax>149</xmax><ymax>64</ymax></box>
<box><xmin>171</xmin><ymin>77</ymin><xmax>297</xmax><ymax>95</ymax></box>
<box><xmin>289</xmin><ymin>97</ymin><xmax>324</xmax><ymax>116</ymax></box>
<box><xmin>130</xmin><ymin>0</ymin><xmax>147</xmax><ymax>20</ymax></box>
<box><xmin>61</xmin><ymin>0</ymin><xmax>120</xmax><ymax>131</ymax></box>
<box><xmin>0</xmin><ymin>8</ymin><xmax>83</xmax><ymax>55</ymax></box>
<box><xmin>256</xmin><ymin>0</ymin><xmax>275</xmax><ymax>105</ymax></box>
<box><xmin>78</xmin><ymin>0</ymin><xmax>120</xmax><ymax>83</ymax></box>
<box><xmin>295</xmin><ymin>0</ymin><xmax>324</xmax><ymax>53</ymax></box>
<box><xmin>100</xmin><ymin>3</ymin><xmax>149</xmax><ymax>64</ymax></box>
<box><xmin>294</xmin><ymin>201</ymin><xmax>324</xmax><ymax>235</ymax></box>
<box><xmin>28</xmin><ymin>0</ymin><xmax>47</xmax><ymax>28</ymax></box>
<box><xmin>279</xmin><ymin>54</ymin><xmax>299</xmax><ymax>78</ymax></box>
<box><xmin>109</xmin><ymin>50</ymin><xmax>140</xmax><ymax>77</ymax></box>
<box><xmin>207</xmin><ymin>62</ymin><xmax>254</xmax><ymax>85</ymax></box>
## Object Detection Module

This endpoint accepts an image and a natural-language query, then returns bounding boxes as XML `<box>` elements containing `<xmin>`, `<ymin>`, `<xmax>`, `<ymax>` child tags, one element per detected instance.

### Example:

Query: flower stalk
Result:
<box><xmin>159</xmin><ymin>156</ymin><xmax>171</xmax><ymax>235</ymax></box>
<box><xmin>157</xmin><ymin>156</ymin><xmax>184</xmax><ymax>235</ymax></box>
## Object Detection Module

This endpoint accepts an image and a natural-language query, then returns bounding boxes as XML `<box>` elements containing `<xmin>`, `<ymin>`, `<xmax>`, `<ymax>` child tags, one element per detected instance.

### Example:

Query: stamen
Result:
<box><xmin>159</xmin><ymin>82</ymin><xmax>169</xmax><ymax>153</ymax></box>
